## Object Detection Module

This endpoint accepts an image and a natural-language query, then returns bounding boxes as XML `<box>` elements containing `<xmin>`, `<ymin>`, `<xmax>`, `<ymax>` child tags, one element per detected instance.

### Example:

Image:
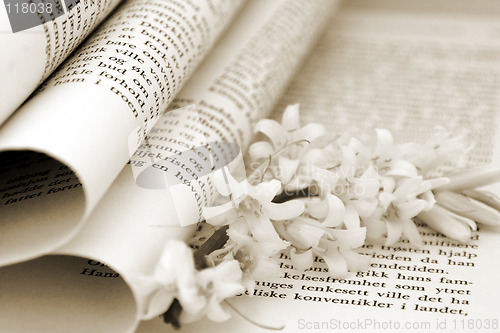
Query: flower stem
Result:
<box><xmin>224</xmin><ymin>299</ymin><xmax>285</xmax><ymax>331</ymax></box>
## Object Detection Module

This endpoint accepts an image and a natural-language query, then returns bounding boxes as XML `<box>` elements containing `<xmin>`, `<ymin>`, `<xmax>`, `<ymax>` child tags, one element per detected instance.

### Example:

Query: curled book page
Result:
<box><xmin>0</xmin><ymin>0</ymin><xmax>339</xmax><ymax>332</ymax></box>
<box><xmin>0</xmin><ymin>0</ymin><xmax>245</xmax><ymax>266</ymax></box>
<box><xmin>0</xmin><ymin>0</ymin><xmax>122</xmax><ymax>124</ymax></box>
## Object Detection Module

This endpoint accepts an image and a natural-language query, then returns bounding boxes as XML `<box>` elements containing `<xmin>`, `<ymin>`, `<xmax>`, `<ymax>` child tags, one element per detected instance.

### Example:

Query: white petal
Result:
<box><xmin>213</xmin><ymin>167</ymin><xmax>246</xmax><ymax>198</ymax></box>
<box><xmin>344</xmin><ymin>204</ymin><xmax>360</xmax><ymax>229</ymax></box>
<box><xmin>254</xmin><ymin>119</ymin><xmax>288</xmax><ymax>149</ymax></box>
<box><xmin>418</xmin><ymin>205</ymin><xmax>474</xmax><ymax>242</ymax></box>
<box><xmin>385</xmin><ymin>159</ymin><xmax>418</xmax><ymax>178</ymax></box>
<box><xmin>322</xmin><ymin>245</ymin><xmax>348</xmax><ymax>278</ymax></box>
<box><xmin>379</xmin><ymin>192</ymin><xmax>396</xmax><ymax>211</ymax></box>
<box><xmin>339</xmin><ymin>248</ymin><xmax>370</xmax><ymax>272</ymax></box>
<box><xmin>281</xmin><ymin>104</ymin><xmax>300</xmax><ymax>132</ymax></box>
<box><xmin>245</xmin><ymin>209</ymin><xmax>284</xmax><ymax>244</ymax></box>
<box><xmin>248</xmin><ymin>141</ymin><xmax>275</xmax><ymax>161</ymax></box>
<box><xmin>249</xmin><ymin>179</ymin><xmax>281</xmax><ymax>203</ymax></box>
<box><xmin>290</xmin><ymin>248</ymin><xmax>313</xmax><ymax>270</ymax></box>
<box><xmin>352</xmin><ymin>198</ymin><xmax>378</xmax><ymax>218</ymax></box>
<box><xmin>351</xmin><ymin>178</ymin><xmax>380</xmax><ymax>198</ymax></box>
<box><xmin>340</xmin><ymin>146</ymin><xmax>356</xmax><ymax>180</ymax></box>
<box><xmin>374</xmin><ymin>128</ymin><xmax>393</xmax><ymax>159</ymax></box>
<box><xmin>307</xmin><ymin>197</ymin><xmax>329</xmax><ymax>220</ymax></box>
<box><xmin>438</xmin><ymin>166</ymin><xmax>500</xmax><ymax>191</ymax></box>
<box><xmin>263</xmin><ymin>200</ymin><xmax>305</xmax><ymax>221</ymax></box>
<box><xmin>381</xmin><ymin>176</ymin><xmax>396</xmax><ymax>193</ymax></box>
<box><xmin>285</xmin><ymin>219</ymin><xmax>326</xmax><ymax>249</ymax></box>
<box><xmin>463</xmin><ymin>189</ymin><xmax>500</xmax><ymax>212</ymax></box>
<box><xmin>205</xmin><ymin>298</ymin><xmax>232</xmax><ymax>322</ymax></box>
<box><xmin>426</xmin><ymin>177</ymin><xmax>450</xmax><ymax>190</ymax></box>
<box><xmin>328</xmin><ymin>227</ymin><xmax>366</xmax><ymax>248</ymax></box>
<box><xmin>401</xmin><ymin>218</ymin><xmax>423</xmax><ymax>247</ymax></box>
<box><xmin>384</xmin><ymin>218</ymin><xmax>403</xmax><ymax>245</ymax></box>
<box><xmin>397</xmin><ymin>199</ymin><xmax>429</xmax><ymax>220</ymax></box>
<box><xmin>394</xmin><ymin>177</ymin><xmax>423</xmax><ymax>202</ymax></box>
<box><xmin>363</xmin><ymin>218</ymin><xmax>387</xmax><ymax>240</ymax></box>
<box><xmin>292</xmin><ymin>123</ymin><xmax>327</xmax><ymax>144</ymax></box>
<box><xmin>435</xmin><ymin>191</ymin><xmax>500</xmax><ymax>226</ymax></box>
<box><xmin>202</xmin><ymin>203</ymin><xmax>238</xmax><ymax>226</ymax></box>
<box><xmin>304</xmin><ymin>148</ymin><xmax>329</xmax><ymax>166</ymax></box>
<box><xmin>277</xmin><ymin>156</ymin><xmax>299</xmax><ymax>184</ymax></box>
<box><xmin>321</xmin><ymin>194</ymin><xmax>345</xmax><ymax>228</ymax></box>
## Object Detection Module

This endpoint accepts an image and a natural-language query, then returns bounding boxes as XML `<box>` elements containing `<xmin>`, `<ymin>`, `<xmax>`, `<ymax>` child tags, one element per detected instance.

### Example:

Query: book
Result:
<box><xmin>136</xmin><ymin>1</ymin><xmax>500</xmax><ymax>332</ymax></box>
<box><xmin>0</xmin><ymin>0</ymin><xmax>339</xmax><ymax>332</ymax></box>
<box><xmin>1</xmin><ymin>0</ymin><xmax>500</xmax><ymax>332</ymax></box>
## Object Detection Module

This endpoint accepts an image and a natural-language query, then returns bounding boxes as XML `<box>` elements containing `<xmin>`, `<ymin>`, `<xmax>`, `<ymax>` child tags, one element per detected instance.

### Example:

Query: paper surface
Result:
<box><xmin>0</xmin><ymin>0</ymin><xmax>122</xmax><ymax>124</ymax></box>
<box><xmin>0</xmin><ymin>0</ymin><xmax>245</xmax><ymax>266</ymax></box>
<box><xmin>138</xmin><ymin>3</ymin><xmax>500</xmax><ymax>332</ymax></box>
<box><xmin>0</xmin><ymin>0</ymin><xmax>339</xmax><ymax>332</ymax></box>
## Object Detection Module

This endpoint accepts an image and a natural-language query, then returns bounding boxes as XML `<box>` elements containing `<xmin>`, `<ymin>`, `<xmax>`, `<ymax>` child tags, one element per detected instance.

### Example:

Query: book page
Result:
<box><xmin>0</xmin><ymin>0</ymin><xmax>340</xmax><ymax>332</ymax></box>
<box><xmin>0</xmin><ymin>0</ymin><xmax>244</xmax><ymax>266</ymax></box>
<box><xmin>0</xmin><ymin>0</ymin><xmax>122</xmax><ymax>124</ymax></box>
<box><xmin>137</xmin><ymin>3</ymin><xmax>500</xmax><ymax>333</ymax></box>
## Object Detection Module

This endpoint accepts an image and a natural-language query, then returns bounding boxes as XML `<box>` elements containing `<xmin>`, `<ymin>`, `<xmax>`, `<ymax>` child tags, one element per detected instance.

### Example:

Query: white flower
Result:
<box><xmin>181</xmin><ymin>260</ymin><xmax>245</xmax><ymax>323</ymax></box>
<box><xmin>397</xmin><ymin>126</ymin><xmax>471</xmax><ymax>176</ymax></box>
<box><xmin>203</xmin><ymin>167</ymin><xmax>303</xmax><ymax>244</ymax></box>
<box><xmin>209</xmin><ymin>228</ymin><xmax>289</xmax><ymax>291</ymax></box>
<box><xmin>248</xmin><ymin>104</ymin><xmax>327</xmax><ymax>187</ymax></box>
<box><xmin>274</xmin><ymin>194</ymin><xmax>370</xmax><ymax>277</ymax></box>
<box><xmin>131</xmin><ymin>240</ymin><xmax>203</xmax><ymax>320</ymax></box>
<box><xmin>417</xmin><ymin>166</ymin><xmax>500</xmax><ymax>241</ymax></box>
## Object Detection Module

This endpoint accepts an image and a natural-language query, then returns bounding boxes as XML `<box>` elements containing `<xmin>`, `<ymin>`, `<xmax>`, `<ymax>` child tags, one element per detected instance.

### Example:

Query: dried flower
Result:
<box><xmin>157</xmin><ymin>104</ymin><xmax>500</xmax><ymax>328</ymax></box>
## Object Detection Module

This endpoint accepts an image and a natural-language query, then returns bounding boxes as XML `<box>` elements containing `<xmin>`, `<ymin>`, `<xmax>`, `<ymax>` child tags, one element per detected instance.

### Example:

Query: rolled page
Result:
<box><xmin>0</xmin><ymin>0</ymin><xmax>339</xmax><ymax>332</ymax></box>
<box><xmin>0</xmin><ymin>0</ymin><xmax>245</xmax><ymax>265</ymax></box>
<box><xmin>0</xmin><ymin>0</ymin><xmax>122</xmax><ymax>124</ymax></box>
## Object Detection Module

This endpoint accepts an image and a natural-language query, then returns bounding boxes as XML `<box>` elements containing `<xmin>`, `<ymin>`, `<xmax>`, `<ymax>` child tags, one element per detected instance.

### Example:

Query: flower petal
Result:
<box><xmin>321</xmin><ymin>194</ymin><xmax>345</xmax><ymax>228</ymax></box>
<box><xmin>351</xmin><ymin>178</ymin><xmax>380</xmax><ymax>199</ymax></box>
<box><xmin>385</xmin><ymin>159</ymin><xmax>418</xmax><ymax>178</ymax></box>
<box><xmin>322</xmin><ymin>245</ymin><xmax>348</xmax><ymax>278</ymax></box>
<box><xmin>463</xmin><ymin>189</ymin><xmax>500</xmax><ymax>212</ymax></box>
<box><xmin>248</xmin><ymin>179</ymin><xmax>281</xmax><ymax>203</ymax></box>
<box><xmin>254</xmin><ymin>119</ymin><xmax>288</xmax><ymax>149</ymax></box>
<box><xmin>290</xmin><ymin>248</ymin><xmax>313</xmax><ymax>270</ymax></box>
<box><xmin>344</xmin><ymin>204</ymin><xmax>360</xmax><ymax>229</ymax></box>
<box><xmin>248</xmin><ymin>141</ymin><xmax>275</xmax><ymax>161</ymax></box>
<box><xmin>263</xmin><ymin>200</ymin><xmax>305</xmax><ymax>221</ymax></box>
<box><xmin>328</xmin><ymin>227</ymin><xmax>366</xmax><ymax>248</ymax></box>
<box><xmin>277</xmin><ymin>156</ymin><xmax>299</xmax><ymax>184</ymax></box>
<box><xmin>245</xmin><ymin>209</ymin><xmax>284</xmax><ymax>244</ymax></box>
<box><xmin>385</xmin><ymin>218</ymin><xmax>403</xmax><ymax>245</ymax></box>
<box><xmin>401</xmin><ymin>218</ymin><xmax>423</xmax><ymax>247</ymax></box>
<box><xmin>281</xmin><ymin>104</ymin><xmax>300</xmax><ymax>132</ymax></box>
<box><xmin>285</xmin><ymin>219</ymin><xmax>326</xmax><ymax>250</ymax></box>
<box><xmin>292</xmin><ymin>123</ymin><xmax>327</xmax><ymax>144</ymax></box>
<box><xmin>418</xmin><ymin>204</ymin><xmax>474</xmax><ymax>242</ymax></box>
<box><xmin>437</xmin><ymin>166</ymin><xmax>500</xmax><ymax>191</ymax></box>
<box><xmin>352</xmin><ymin>198</ymin><xmax>378</xmax><ymax>218</ymax></box>
<box><xmin>202</xmin><ymin>203</ymin><xmax>238</xmax><ymax>226</ymax></box>
<box><xmin>339</xmin><ymin>248</ymin><xmax>370</xmax><ymax>272</ymax></box>
<box><xmin>374</xmin><ymin>128</ymin><xmax>393</xmax><ymax>160</ymax></box>
<box><xmin>397</xmin><ymin>199</ymin><xmax>429</xmax><ymax>220</ymax></box>
<box><xmin>212</xmin><ymin>167</ymin><xmax>247</xmax><ymax>198</ymax></box>
<box><xmin>435</xmin><ymin>191</ymin><xmax>500</xmax><ymax>226</ymax></box>
<box><xmin>307</xmin><ymin>197</ymin><xmax>328</xmax><ymax>220</ymax></box>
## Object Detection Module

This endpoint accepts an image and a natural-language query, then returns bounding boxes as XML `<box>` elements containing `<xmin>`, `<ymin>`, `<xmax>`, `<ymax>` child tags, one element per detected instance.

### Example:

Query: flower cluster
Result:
<box><xmin>161</xmin><ymin>104</ymin><xmax>500</xmax><ymax>328</ymax></box>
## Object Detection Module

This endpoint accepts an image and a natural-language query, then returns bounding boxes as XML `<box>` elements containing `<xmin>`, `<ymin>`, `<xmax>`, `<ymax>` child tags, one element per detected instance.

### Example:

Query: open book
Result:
<box><xmin>0</xmin><ymin>0</ymin><xmax>340</xmax><ymax>331</ymax></box>
<box><xmin>1</xmin><ymin>0</ymin><xmax>500</xmax><ymax>332</ymax></box>
<box><xmin>141</xmin><ymin>1</ymin><xmax>500</xmax><ymax>332</ymax></box>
